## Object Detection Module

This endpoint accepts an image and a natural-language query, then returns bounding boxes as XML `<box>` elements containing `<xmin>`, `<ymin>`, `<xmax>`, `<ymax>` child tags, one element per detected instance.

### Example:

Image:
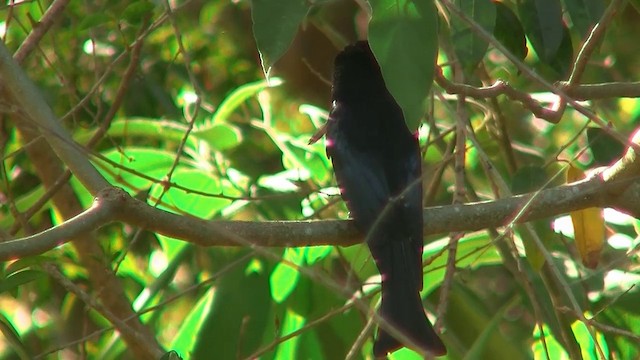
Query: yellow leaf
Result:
<box><xmin>567</xmin><ymin>166</ymin><xmax>605</xmax><ymax>268</ymax></box>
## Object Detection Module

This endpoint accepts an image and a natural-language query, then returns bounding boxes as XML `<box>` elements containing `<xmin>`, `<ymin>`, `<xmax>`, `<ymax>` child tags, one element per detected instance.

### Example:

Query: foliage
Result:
<box><xmin>1</xmin><ymin>0</ymin><xmax>640</xmax><ymax>359</ymax></box>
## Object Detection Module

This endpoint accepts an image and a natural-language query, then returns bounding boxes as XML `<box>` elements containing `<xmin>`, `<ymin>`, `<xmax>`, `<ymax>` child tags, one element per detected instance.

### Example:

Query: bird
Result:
<box><xmin>325</xmin><ymin>41</ymin><xmax>446</xmax><ymax>357</ymax></box>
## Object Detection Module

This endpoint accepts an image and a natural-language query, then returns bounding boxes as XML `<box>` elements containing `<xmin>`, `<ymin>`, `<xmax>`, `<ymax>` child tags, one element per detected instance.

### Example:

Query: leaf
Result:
<box><xmin>193</xmin><ymin>122</ymin><xmax>242</xmax><ymax>150</ymax></box>
<box><xmin>250</xmin><ymin>0</ymin><xmax>309</xmax><ymax>78</ymax></box>
<box><xmin>211</xmin><ymin>78</ymin><xmax>283</xmax><ymax>124</ymax></box>
<box><xmin>510</xmin><ymin>165</ymin><xmax>547</xmax><ymax>194</ymax></box>
<box><xmin>511</xmin><ymin>165</ymin><xmax>550</xmax><ymax>270</ymax></box>
<box><xmin>547</xmin><ymin>24</ymin><xmax>573</xmax><ymax>77</ymax></box>
<box><xmin>99</xmin><ymin>147</ymin><xmax>177</xmax><ymax>192</ymax></box>
<box><xmin>169</xmin><ymin>289</ymin><xmax>215</xmax><ymax>356</ymax></box>
<box><xmin>493</xmin><ymin>1</ymin><xmax>527</xmax><ymax>61</ymax></box>
<box><xmin>270</xmin><ymin>248</ymin><xmax>304</xmax><ymax>303</ymax></box>
<box><xmin>74</xmin><ymin>118</ymin><xmax>198</xmax><ymax>150</ymax></box>
<box><xmin>273</xmin><ymin>309</ymin><xmax>306</xmax><ymax>359</ymax></box>
<box><xmin>450</xmin><ymin>0</ymin><xmax>497</xmax><ymax>74</ymax></box>
<box><xmin>369</xmin><ymin>0</ymin><xmax>439</xmax><ymax>130</ymax></box>
<box><xmin>304</xmin><ymin>246</ymin><xmax>332</xmax><ymax>265</ymax></box>
<box><xmin>567</xmin><ymin>166</ymin><xmax>605</xmax><ymax>269</ymax></box>
<box><xmin>191</xmin><ymin>253</ymin><xmax>271</xmax><ymax>359</ymax></box>
<box><xmin>78</xmin><ymin>13</ymin><xmax>113</xmax><ymax>31</ymax></box>
<box><xmin>0</xmin><ymin>313</ymin><xmax>30</xmax><ymax>359</ymax></box>
<box><xmin>564</xmin><ymin>0</ymin><xmax>605</xmax><ymax>39</ymax></box>
<box><xmin>151</xmin><ymin>167</ymin><xmax>233</xmax><ymax>258</ymax></box>
<box><xmin>0</xmin><ymin>270</ymin><xmax>45</xmax><ymax>294</ymax></box>
<box><xmin>587</xmin><ymin>127</ymin><xmax>626</xmax><ymax>166</ymax></box>
<box><xmin>518</xmin><ymin>0</ymin><xmax>563</xmax><ymax>63</ymax></box>
<box><xmin>122</xmin><ymin>0</ymin><xmax>154</xmax><ymax>25</ymax></box>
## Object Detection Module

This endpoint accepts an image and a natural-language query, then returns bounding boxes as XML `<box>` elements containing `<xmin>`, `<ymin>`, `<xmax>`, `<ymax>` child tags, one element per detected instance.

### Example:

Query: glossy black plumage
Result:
<box><xmin>326</xmin><ymin>41</ymin><xmax>446</xmax><ymax>357</ymax></box>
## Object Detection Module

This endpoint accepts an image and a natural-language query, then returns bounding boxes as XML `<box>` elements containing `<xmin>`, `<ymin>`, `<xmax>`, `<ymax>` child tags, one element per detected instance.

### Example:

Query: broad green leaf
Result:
<box><xmin>274</xmin><ymin>308</ymin><xmax>306</xmax><ymax>360</ymax></box>
<box><xmin>0</xmin><ymin>270</ymin><xmax>45</xmax><ymax>294</ymax></box>
<box><xmin>211</xmin><ymin>78</ymin><xmax>283</xmax><ymax>124</ymax></box>
<box><xmin>78</xmin><ymin>13</ymin><xmax>113</xmax><ymax>31</ymax></box>
<box><xmin>122</xmin><ymin>0</ymin><xmax>154</xmax><ymax>25</ymax></box>
<box><xmin>150</xmin><ymin>167</ymin><xmax>232</xmax><ymax>258</ymax></box>
<box><xmin>270</xmin><ymin>262</ymin><xmax>300</xmax><ymax>303</ymax></box>
<box><xmin>547</xmin><ymin>24</ymin><xmax>573</xmax><ymax>77</ymax></box>
<box><xmin>511</xmin><ymin>165</ymin><xmax>547</xmax><ymax>194</ymax></box>
<box><xmin>0</xmin><ymin>186</ymin><xmax>46</xmax><ymax>229</ymax></box>
<box><xmin>518</xmin><ymin>0</ymin><xmax>563</xmax><ymax>63</ymax></box>
<box><xmin>193</xmin><ymin>122</ymin><xmax>242</xmax><ymax>150</ymax></box>
<box><xmin>170</xmin><ymin>289</ymin><xmax>215</xmax><ymax>356</ymax></box>
<box><xmin>304</xmin><ymin>246</ymin><xmax>332</xmax><ymax>265</ymax></box>
<box><xmin>564</xmin><ymin>0</ymin><xmax>605</xmax><ymax>39</ymax></box>
<box><xmin>571</xmin><ymin>315</ymin><xmax>609</xmax><ymax>359</ymax></box>
<box><xmin>74</xmin><ymin>118</ymin><xmax>198</xmax><ymax>150</ymax></box>
<box><xmin>493</xmin><ymin>1</ymin><xmax>528</xmax><ymax>61</ymax></box>
<box><xmin>369</xmin><ymin>0</ymin><xmax>439</xmax><ymax>130</ymax></box>
<box><xmin>251</xmin><ymin>0</ymin><xmax>309</xmax><ymax>78</ymax></box>
<box><xmin>191</xmin><ymin>253</ymin><xmax>271</xmax><ymax>359</ymax></box>
<box><xmin>99</xmin><ymin>147</ymin><xmax>177</xmax><ymax>192</ymax></box>
<box><xmin>450</xmin><ymin>0</ymin><xmax>497</xmax><ymax>74</ymax></box>
<box><xmin>587</xmin><ymin>127</ymin><xmax>626</xmax><ymax>166</ymax></box>
<box><xmin>270</xmin><ymin>248</ymin><xmax>305</xmax><ymax>303</ymax></box>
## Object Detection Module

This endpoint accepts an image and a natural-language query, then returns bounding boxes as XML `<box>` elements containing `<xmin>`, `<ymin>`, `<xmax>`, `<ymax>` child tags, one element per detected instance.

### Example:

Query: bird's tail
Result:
<box><xmin>371</xmin><ymin>243</ymin><xmax>447</xmax><ymax>357</ymax></box>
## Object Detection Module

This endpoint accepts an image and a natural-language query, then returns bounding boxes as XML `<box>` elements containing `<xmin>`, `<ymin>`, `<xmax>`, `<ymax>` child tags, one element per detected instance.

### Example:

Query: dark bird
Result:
<box><xmin>325</xmin><ymin>41</ymin><xmax>446</xmax><ymax>357</ymax></box>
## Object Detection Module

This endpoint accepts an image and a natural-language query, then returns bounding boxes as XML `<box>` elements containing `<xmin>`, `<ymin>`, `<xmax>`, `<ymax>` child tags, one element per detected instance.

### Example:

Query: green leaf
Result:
<box><xmin>493</xmin><ymin>1</ymin><xmax>528</xmax><ymax>61</ymax></box>
<box><xmin>510</xmin><ymin>165</ymin><xmax>547</xmax><ymax>194</ymax></box>
<box><xmin>270</xmin><ymin>262</ymin><xmax>300</xmax><ymax>303</ymax></box>
<box><xmin>304</xmin><ymin>246</ymin><xmax>332</xmax><ymax>265</ymax></box>
<box><xmin>547</xmin><ymin>24</ymin><xmax>573</xmax><ymax>77</ymax></box>
<box><xmin>169</xmin><ymin>289</ymin><xmax>215</xmax><ymax>356</ymax></box>
<box><xmin>250</xmin><ymin>0</ymin><xmax>309</xmax><ymax>78</ymax></box>
<box><xmin>150</xmin><ymin>167</ymin><xmax>232</xmax><ymax>258</ymax></box>
<box><xmin>193</xmin><ymin>122</ymin><xmax>242</xmax><ymax>150</ymax></box>
<box><xmin>369</xmin><ymin>0</ymin><xmax>439</xmax><ymax>130</ymax></box>
<box><xmin>518</xmin><ymin>0</ymin><xmax>563</xmax><ymax>63</ymax></box>
<box><xmin>0</xmin><ymin>313</ymin><xmax>30</xmax><ymax>359</ymax></box>
<box><xmin>74</xmin><ymin>118</ymin><xmax>198</xmax><ymax>150</ymax></box>
<box><xmin>98</xmin><ymin>147</ymin><xmax>176</xmax><ymax>193</ymax></box>
<box><xmin>587</xmin><ymin>127</ymin><xmax>626</xmax><ymax>166</ymax></box>
<box><xmin>0</xmin><ymin>270</ymin><xmax>45</xmax><ymax>294</ymax></box>
<box><xmin>564</xmin><ymin>0</ymin><xmax>605</xmax><ymax>39</ymax></box>
<box><xmin>78</xmin><ymin>13</ymin><xmax>113</xmax><ymax>31</ymax></box>
<box><xmin>274</xmin><ymin>309</ymin><xmax>306</xmax><ymax>359</ymax></box>
<box><xmin>122</xmin><ymin>0</ymin><xmax>154</xmax><ymax>25</ymax></box>
<box><xmin>270</xmin><ymin>248</ymin><xmax>305</xmax><ymax>303</ymax></box>
<box><xmin>192</xmin><ymin>253</ymin><xmax>271</xmax><ymax>359</ymax></box>
<box><xmin>211</xmin><ymin>78</ymin><xmax>283</xmax><ymax>124</ymax></box>
<box><xmin>450</xmin><ymin>0</ymin><xmax>497</xmax><ymax>74</ymax></box>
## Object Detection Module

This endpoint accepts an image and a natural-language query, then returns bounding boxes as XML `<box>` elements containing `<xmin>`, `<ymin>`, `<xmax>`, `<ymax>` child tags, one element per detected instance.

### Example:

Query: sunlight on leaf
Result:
<box><xmin>170</xmin><ymin>288</ymin><xmax>215</xmax><ymax>356</ymax></box>
<box><xmin>274</xmin><ymin>308</ymin><xmax>306</xmax><ymax>360</ymax></box>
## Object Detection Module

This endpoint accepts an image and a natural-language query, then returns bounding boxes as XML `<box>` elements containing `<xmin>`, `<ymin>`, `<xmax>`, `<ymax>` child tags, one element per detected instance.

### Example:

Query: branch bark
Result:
<box><xmin>2</xmin><ymin>158</ymin><xmax>639</xmax><ymax>261</ymax></box>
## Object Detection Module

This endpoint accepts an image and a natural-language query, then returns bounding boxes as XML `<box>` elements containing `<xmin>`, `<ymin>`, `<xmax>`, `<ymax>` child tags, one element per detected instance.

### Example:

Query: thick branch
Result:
<box><xmin>2</xmin><ymin>169</ymin><xmax>639</xmax><ymax>261</ymax></box>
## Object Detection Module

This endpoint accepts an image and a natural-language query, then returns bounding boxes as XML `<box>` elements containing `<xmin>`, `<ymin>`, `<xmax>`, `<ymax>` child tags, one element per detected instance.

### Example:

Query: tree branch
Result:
<box><xmin>2</xmin><ymin>157</ymin><xmax>639</xmax><ymax>261</ymax></box>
